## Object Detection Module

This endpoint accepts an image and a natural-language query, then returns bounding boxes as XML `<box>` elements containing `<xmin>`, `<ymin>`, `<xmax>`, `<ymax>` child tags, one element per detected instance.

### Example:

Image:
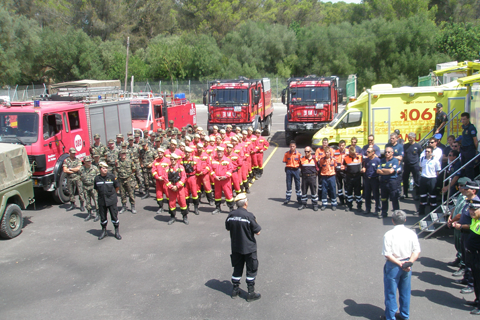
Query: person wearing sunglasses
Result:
<box><xmin>298</xmin><ymin>147</ymin><xmax>319</xmax><ymax>211</ymax></box>
<box><xmin>377</xmin><ymin>146</ymin><xmax>400</xmax><ymax>218</ymax></box>
<box><xmin>362</xmin><ymin>147</ymin><xmax>381</xmax><ymax>215</ymax></box>
<box><xmin>362</xmin><ymin>134</ymin><xmax>380</xmax><ymax>158</ymax></box>
<box><xmin>403</xmin><ymin>133</ymin><xmax>421</xmax><ymax>200</ymax></box>
<box><xmin>442</xmin><ymin>150</ymin><xmax>461</xmax><ymax>197</ymax></box>
<box><xmin>418</xmin><ymin>146</ymin><xmax>441</xmax><ymax>216</ymax></box>
<box><xmin>420</xmin><ymin>138</ymin><xmax>442</xmax><ymax>162</ymax></box>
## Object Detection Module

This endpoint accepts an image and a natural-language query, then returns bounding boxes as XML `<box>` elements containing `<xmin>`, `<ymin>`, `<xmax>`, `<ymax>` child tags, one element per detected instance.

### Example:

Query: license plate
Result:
<box><xmin>315</xmin><ymin>103</ymin><xmax>323</xmax><ymax>109</ymax></box>
<box><xmin>234</xmin><ymin>106</ymin><xmax>242</xmax><ymax>112</ymax></box>
<box><xmin>305</xmin><ymin>124</ymin><xmax>313</xmax><ymax>130</ymax></box>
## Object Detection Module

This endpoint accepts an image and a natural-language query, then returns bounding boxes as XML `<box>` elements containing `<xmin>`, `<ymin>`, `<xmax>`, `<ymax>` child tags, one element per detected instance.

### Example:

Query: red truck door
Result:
<box><xmin>153</xmin><ymin>103</ymin><xmax>165</xmax><ymax>130</ymax></box>
<box><xmin>42</xmin><ymin>113</ymin><xmax>64</xmax><ymax>161</ymax></box>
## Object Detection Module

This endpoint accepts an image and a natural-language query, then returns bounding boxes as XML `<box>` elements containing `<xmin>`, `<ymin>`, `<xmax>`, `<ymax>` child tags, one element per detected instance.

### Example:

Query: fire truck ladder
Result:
<box><xmin>411</xmin><ymin>153</ymin><xmax>480</xmax><ymax>238</ymax></box>
<box><xmin>52</xmin><ymin>86</ymin><xmax>125</xmax><ymax>101</ymax></box>
<box><xmin>418</xmin><ymin>108</ymin><xmax>461</xmax><ymax>148</ymax></box>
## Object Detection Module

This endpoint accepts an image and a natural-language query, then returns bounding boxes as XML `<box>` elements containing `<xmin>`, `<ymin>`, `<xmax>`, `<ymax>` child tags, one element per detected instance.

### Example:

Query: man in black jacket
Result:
<box><xmin>226</xmin><ymin>193</ymin><xmax>262</xmax><ymax>302</ymax></box>
<box><xmin>94</xmin><ymin>162</ymin><xmax>121</xmax><ymax>240</ymax></box>
<box><xmin>402</xmin><ymin>132</ymin><xmax>421</xmax><ymax>200</ymax></box>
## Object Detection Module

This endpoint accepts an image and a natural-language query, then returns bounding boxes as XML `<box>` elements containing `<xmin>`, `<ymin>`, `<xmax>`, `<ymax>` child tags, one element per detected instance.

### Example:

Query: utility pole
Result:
<box><xmin>124</xmin><ymin>37</ymin><xmax>130</xmax><ymax>93</ymax></box>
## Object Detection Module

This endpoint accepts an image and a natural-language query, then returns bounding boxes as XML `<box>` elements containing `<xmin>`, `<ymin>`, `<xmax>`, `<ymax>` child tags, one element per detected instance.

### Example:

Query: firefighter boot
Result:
<box><xmin>231</xmin><ymin>281</ymin><xmax>240</xmax><ymax>299</ymax></box>
<box><xmin>66</xmin><ymin>202</ymin><xmax>76</xmax><ymax>211</ymax></box>
<box><xmin>182</xmin><ymin>209</ymin><xmax>189</xmax><ymax>225</ymax></box>
<box><xmin>206</xmin><ymin>192</ymin><xmax>215</xmax><ymax>206</ymax></box>
<box><xmin>258</xmin><ymin>168</ymin><xmax>263</xmax><ymax>178</ymax></box>
<box><xmin>141</xmin><ymin>191</ymin><xmax>150</xmax><ymax>200</ymax></box>
<box><xmin>98</xmin><ymin>224</ymin><xmax>107</xmax><ymax>240</ymax></box>
<box><xmin>131</xmin><ymin>204</ymin><xmax>137</xmax><ymax>214</ymax></box>
<box><xmin>113</xmin><ymin>222</ymin><xmax>122</xmax><ymax>240</ymax></box>
<box><xmin>227</xmin><ymin>201</ymin><xmax>234</xmax><ymax>212</ymax></box>
<box><xmin>156</xmin><ymin>200</ymin><xmax>164</xmax><ymax>214</ymax></box>
<box><xmin>243</xmin><ymin>182</ymin><xmax>250</xmax><ymax>194</ymax></box>
<box><xmin>212</xmin><ymin>201</ymin><xmax>221</xmax><ymax>215</ymax></box>
<box><xmin>246</xmin><ymin>282</ymin><xmax>261</xmax><ymax>302</ymax></box>
<box><xmin>80</xmin><ymin>201</ymin><xmax>85</xmax><ymax>212</ymax></box>
<box><xmin>168</xmin><ymin>209</ymin><xmax>176</xmax><ymax>225</ymax></box>
<box><xmin>186</xmin><ymin>198</ymin><xmax>192</xmax><ymax>212</ymax></box>
<box><xmin>84</xmin><ymin>209</ymin><xmax>93</xmax><ymax>222</ymax></box>
<box><xmin>194</xmin><ymin>198</ymin><xmax>200</xmax><ymax>215</ymax></box>
<box><xmin>119</xmin><ymin>204</ymin><xmax>127</xmax><ymax>214</ymax></box>
<box><xmin>94</xmin><ymin>209</ymin><xmax>99</xmax><ymax>222</ymax></box>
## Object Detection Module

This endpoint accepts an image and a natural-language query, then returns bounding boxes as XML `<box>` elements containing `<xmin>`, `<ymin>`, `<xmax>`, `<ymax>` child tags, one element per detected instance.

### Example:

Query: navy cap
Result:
<box><xmin>463</xmin><ymin>181</ymin><xmax>480</xmax><ymax>190</ymax></box>
<box><xmin>469</xmin><ymin>198</ymin><xmax>480</xmax><ymax>208</ymax></box>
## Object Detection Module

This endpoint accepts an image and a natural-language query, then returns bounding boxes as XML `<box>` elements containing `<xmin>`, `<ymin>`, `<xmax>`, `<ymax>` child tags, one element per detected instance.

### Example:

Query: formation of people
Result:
<box><xmin>283</xmin><ymin>111</ymin><xmax>478</xmax><ymax>219</ymax></box>
<box><xmin>61</xmin><ymin>120</ymin><xmax>270</xmax><ymax>239</ymax></box>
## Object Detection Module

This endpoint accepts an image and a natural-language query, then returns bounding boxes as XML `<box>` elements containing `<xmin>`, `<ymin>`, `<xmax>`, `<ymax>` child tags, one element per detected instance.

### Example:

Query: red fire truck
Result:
<box><xmin>130</xmin><ymin>92</ymin><xmax>196</xmax><ymax>135</ymax></box>
<box><xmin>203</xmin><ymin>77</ymin><xmax>273</xmax><ymax>135</ymax></box>
<box><xmin>282</xmin><ymin>75</ymin><xmax>343</xmax><ymax>145</ymax></box>
<box><xmin>0</xmin><ymin>98</ymin><xmax>132</xmax><ymax>203</ymax></box>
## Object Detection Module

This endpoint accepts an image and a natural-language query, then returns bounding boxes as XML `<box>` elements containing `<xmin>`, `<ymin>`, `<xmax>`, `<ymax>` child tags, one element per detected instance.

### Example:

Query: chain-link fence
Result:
<box><xmin>2</xmin><ymin>77</ymin><xmax>349</xmax><ymax>103</ymax></box>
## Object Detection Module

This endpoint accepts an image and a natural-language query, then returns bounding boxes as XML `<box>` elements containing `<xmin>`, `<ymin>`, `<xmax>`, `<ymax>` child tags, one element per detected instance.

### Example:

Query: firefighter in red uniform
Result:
<box><xmin>152</xmin><ymin>147</ymin><xmax>170</xmax><ymax>214</ymax></box>
<box><xmin>164</xmin><ymin>154</ymin><xmax>188</xmax><ymax>225</ymax></box>
<box><xmin>226</xmin><ymin>143</ymin><xmax>243</xmax><ymax>195</ymax></box>
<box><xmin>343</xmin><ymin>146</ymin><xmax>363</xmax><ymax>212</ymax></box>
<box><xmin>165</xmin><ymin>139</ymin><xmax>184</xmax><ymax>159</ymax></box>
<box><xmin>194</xmin><ymin>143</ymin><xmax>214</xmax><ymax>206</ymax></box>
<box><xmin>253</xmin><ymin>129</ymin><xmax>269</xmax><ymax>179</ymax></box>
<box><xmin>231</xmin><ymin>136</ymin><xmax>247</xmax><ymax>193</ymax></box>
<box><xmin>242</xmin><ymin>131</ymin><xmax>253</xmax><ymax>188</ymax></box>
<box><xmin>182</xmin><ymin>147</ymin><xmax>200</xmax><ymax>215</ymax></box>
<box><xmin>211</xmin><ymin>146</ymin><xmax>235</xmax><ymax>214</ymax></box>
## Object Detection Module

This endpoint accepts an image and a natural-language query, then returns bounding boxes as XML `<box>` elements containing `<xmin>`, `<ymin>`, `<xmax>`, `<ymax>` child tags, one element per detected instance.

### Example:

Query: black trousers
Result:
<box><xmin>336</xmin><ymin>171</ymin><xmax>346</xmax><ymax>204</ymax></box>
<box><xmin>462</xmin><ymin>233</ymin><xmax>474</xmax><ymax>288</ymax></box>
<box><xmin>418</xmin><ymin>176</ymin><xmax>437</xmax><ymax>215</ymax></box>
<box><xmin>364</xmin><ymin>176</ymin><xmax>380</xmax><ymax>213</ymax></box>
<box><xmin>99</xmin><ymin>204</ymin><xmax>119</xmax><ymax>225</ymax></box>
<box><xmin>469</xmin><ymin>248</ymin><xmax>480</xmax><ymax>307</ymax></box>
<box><xmin>345</xmin><ymin>174</ymin><xmax>362</xmax><ymax>208</ymax></box>
<box><xmin>403</xmin><ymin>163</ymin><xmax>420</xmax><ymax>196</ymax></box>
<box><xmin>380</xmin><ymin>179</ymin><xmax>399</xmax><ymax>215</ymax></box>
<box><xmin>301</xmin><ymin>175</ymin><xmax>318</xmax><ymax>205</ymax></box>
<box><xmin>231</xmin><ymin>251</ymin><xmax>258</xmax><ymax>284</ymax></box>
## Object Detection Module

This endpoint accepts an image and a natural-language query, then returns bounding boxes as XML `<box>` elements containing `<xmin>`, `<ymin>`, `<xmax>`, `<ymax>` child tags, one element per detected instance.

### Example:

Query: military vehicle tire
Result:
<box><xmin>53</xmin><ymin>170</ymin><xmax>69</xmax><ymax>204</ymax></box>
<box><xmin>0</xmin><ymin>203</ymin><xmax>23</xmax><ymax>239</ymax></box>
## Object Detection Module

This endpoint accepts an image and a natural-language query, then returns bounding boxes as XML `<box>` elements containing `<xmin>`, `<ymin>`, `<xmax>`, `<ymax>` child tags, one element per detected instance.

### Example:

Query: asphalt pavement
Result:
<box><xmin>0</xmin><ymin>103</ymin><xmax>470</xmax><ymax>319</ymax></box>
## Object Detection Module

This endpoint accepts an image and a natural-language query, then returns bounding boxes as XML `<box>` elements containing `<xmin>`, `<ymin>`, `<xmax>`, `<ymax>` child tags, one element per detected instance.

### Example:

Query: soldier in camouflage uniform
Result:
<box><xmin>81</xmin><ymin>156</ymin><xmax>100</xmax><ymax>221</ymax></box>
<box><xmin>105</xmin><ymin>139</ymin><xmax>119</xmax><ymax>177</ymax></box>
<box><xmin>90</xmin><ymin>133</ymin><xmax>107</xmax><ymax>160</ymax></box>
<box><xmin>63</xmin><ymin>147</ymin><xmax>85</xmax><ymax>211</ymax></box>
<box><xmin>119</xmin><ymin>142</ymin><xmax>132</xmax><ymax>161</ymax></box>
<box><xmin>128</xmin><ymin>136</ymin><xmax>144</xmax><ymax>194</ymax></box>
<box><xmin>149</xmin><ymin>133</ymin><xmax>156</xmax><ymax>149</ymax></box>
<box><xmin>166</xmin><ymin>120</ymin><xmax>179</xmax><ymax>137</ymax></box>
<box><xmin>140</xmin><ymin>140</ymin><xmax>156</xmax><ymax>199</ymax></box>
<box><xmin>117</xmin><ymin>150</ymin><xmax>137</xmax><ymax>214</ymax></box>
<box><xmin>134</xmin><ymin>133</ymin><xmax>141</xmax><ymax>146</ymax></box>
<box><xmin>115</xmin><ymin>133</ymin><xmax>124</xmax><ymax>149</ymax></box>
<box><xmin>92</xmin><ymin>152</ymin><xmax>102</xmax><ymax>169</ymax></box>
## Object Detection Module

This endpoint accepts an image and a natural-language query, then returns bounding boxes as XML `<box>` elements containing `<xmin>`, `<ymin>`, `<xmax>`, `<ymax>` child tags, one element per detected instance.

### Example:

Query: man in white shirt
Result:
<box><xmin>420</xmin><ymin>138</ymin><xmax>442</xmax><ymax>162</ymax></box>
<box><xmin>418</xmin><ymin>146</ymin><xmax>441</xmax><ymax>215</ymax></box>
<box><xmin>382</xmin><ymin>210</ymin><xmax>421</xmax><ymax>320</ymax></box>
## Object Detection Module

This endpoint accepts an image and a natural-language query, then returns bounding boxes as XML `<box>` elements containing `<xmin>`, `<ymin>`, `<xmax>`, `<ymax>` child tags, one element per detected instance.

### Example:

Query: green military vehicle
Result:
<box><xmin>0</xmin><ymin>143</ymin><xmax>35</xmax><ymax>239</ymax></box>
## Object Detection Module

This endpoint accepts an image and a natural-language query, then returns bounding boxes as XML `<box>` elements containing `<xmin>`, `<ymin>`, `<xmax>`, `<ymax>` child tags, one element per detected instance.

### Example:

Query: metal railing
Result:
<box><xmin>418</xmin><ymin>108</ymin><xmax>460</xmax><ymax>148</ymax></box>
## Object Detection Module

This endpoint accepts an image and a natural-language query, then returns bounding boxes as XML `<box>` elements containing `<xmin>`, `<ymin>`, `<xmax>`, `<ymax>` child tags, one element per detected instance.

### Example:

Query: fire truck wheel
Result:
<box><xmin>0</xmin><ymin>204</ymin><xmax>23</xmax><ymax>239</ymax></box>
<box><xmin>262</xmin><ymin>116</ymin><xmax>271</xmax><ymax>136</ymax></box>
<box><xmin>53</xmin><ymin>170</ymin><xmax>69</xmax><ymax>204</ymax></box>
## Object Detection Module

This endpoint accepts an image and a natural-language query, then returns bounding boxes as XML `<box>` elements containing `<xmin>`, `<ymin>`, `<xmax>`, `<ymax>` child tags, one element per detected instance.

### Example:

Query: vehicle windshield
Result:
<box><xmin>210</xmin><ymin>89</ymin><xmax>248</xmax><ymax>105</ymax></box>
<box><xmin>290</xmin><ymin>87</ymin><xmax>330</xmax><ymax>104</ymax></box>
<box><xmin>328</xmin><ymin>109</ymin><xmax>347</xmax><ymax>127</ymax></box>
<box><xmin>131</xmin><ymin>103</ymin><xmax>150</xmax><ymax>120</ymax></box>
<box><xmin>0</xmin><ymin>113</ymin><xmax>39</xmax><ymax>144</ymax></box>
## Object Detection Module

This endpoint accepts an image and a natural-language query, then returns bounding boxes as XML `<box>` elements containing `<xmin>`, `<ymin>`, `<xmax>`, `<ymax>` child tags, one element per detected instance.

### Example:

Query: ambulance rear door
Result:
<box><xmin>372</xmin><ymin>107</ymin><xmax>390</xmax><ymax>150</ymax></box>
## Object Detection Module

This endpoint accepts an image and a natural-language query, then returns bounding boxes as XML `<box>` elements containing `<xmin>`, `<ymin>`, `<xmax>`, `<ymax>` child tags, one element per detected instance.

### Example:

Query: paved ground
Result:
<box><xmin>0</xmin><ymin>104</ymin><xmax>473</xmax><ymax>319</ymax></box>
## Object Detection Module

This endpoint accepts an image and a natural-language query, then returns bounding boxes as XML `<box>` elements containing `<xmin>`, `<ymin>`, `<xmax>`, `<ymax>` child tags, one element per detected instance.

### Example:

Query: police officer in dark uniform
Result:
<box><xmin>434</xmin><ymin>103</ymin><xmax>448</xmax><ymax>137</ymax></box>
<box><xmin>377</xmin><ymin>146</ymin><xmax>400</xmax><ymax>218</ymax></box>
<box><xmin>460</xmin><ymin>112</ymin><xmax>478</xmax><ymax>180</ymax></box>
<box><xmin>386</xmin><ymin>132</ymin><xmax>404</xmax><ymax>198</ymax></box>
<box><xmin>94</xmin><ymin>162</ymin><xmax>121</xmax><ymax>240</ymax></box>
<box><xmin>463</xmin><ymin>198</ymin><xmax>480</xmax><ymax>314</ymax></box>
<box><xmin>362</xmin><ymin>147</ymin><xmax>381</xmax><ymax>215</ymax></box>
<box><xmin>403</xmin><ymin>132</ymin><xmax>421</xmax><ymax>200</ymax></box>
<box><xmin>225</xmin><ymin>193</ymin><xmax>262</xmax><ymax>302</ymax></box>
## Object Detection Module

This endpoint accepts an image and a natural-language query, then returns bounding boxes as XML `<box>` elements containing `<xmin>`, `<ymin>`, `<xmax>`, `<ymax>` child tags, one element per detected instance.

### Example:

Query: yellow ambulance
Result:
<box><xmin>311</xmin><ymin>81</ymin><xmax>467</xmax><ymax>151</ymax></box>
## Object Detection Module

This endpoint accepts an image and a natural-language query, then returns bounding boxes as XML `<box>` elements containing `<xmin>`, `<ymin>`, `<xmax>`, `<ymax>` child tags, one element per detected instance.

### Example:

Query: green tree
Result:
<box><xmin>437</xmin><ymin>21</ymin><xmax>480</xmax><ymax>61</ymax></box>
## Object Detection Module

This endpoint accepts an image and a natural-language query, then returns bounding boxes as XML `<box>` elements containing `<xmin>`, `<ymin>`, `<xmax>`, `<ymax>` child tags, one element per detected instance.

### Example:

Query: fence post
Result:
<box><xmin>189</xmin><ymin>80</ymin><xmax>191</xmax><ymax>101</ymax></box>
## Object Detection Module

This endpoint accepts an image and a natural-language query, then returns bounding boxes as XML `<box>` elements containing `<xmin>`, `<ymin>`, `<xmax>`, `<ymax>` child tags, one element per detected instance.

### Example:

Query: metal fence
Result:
<box><xmin>2</xmin><ymin>77</ymin><xmax>349</xmax><ymax>103</ymax></box>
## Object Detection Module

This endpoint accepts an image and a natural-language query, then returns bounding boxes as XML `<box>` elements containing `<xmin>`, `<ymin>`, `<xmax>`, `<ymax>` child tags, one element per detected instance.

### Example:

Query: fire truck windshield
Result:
<box><xmin>0</xmin><ymin>113</ymin><xmax>39</xmax><ymax>144</ymax></box>
<box><xmin>131</xmin><ymin>103</ymin><xmax>149</xmax><ymax>120</ymax></box>
<box><xmin>290</xmin><ymin>87</ymin><xmax>330</xmax><ymax>104</ymax></box>
<box><xmin>210</xmin><ymin>89</ymin><xmax>248</xmax><ymax>105</ymax></box>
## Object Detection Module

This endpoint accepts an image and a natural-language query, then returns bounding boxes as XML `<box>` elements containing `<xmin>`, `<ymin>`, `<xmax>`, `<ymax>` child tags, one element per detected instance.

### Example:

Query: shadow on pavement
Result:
<box><xmin>411</xmin><ymin>289</ymin><xmax>471</xmax><ymax>311</ymax></box>
<box><xmin>143</xmin><ymin>205</ymin><xmax>159</xmax><ymax>213</ymax></box>
<box><xmin>343</xmin><ymin>299</ymin><xmax>384</xmax><ymax>319</ymax></box>
<box><xmin>154</xmin><ymin>215</ymin><xmax>172</xmax><ymax>223</ymax></box>
<box><xmin>417</xmin><ymin>256</ymin><xmax>454</xmax><ymax>272</ymax></box>
<box><xmin>205</xmin><ymin>279</ymin><xmax>232</xmax><ymax>297</ymax></box>
<box><xmin>87</xmin><ymin>228</ymin><xmax>112</xmax><ymax>238</ymax></box>
<box><xmin>413</xmin><ymin>270</ymin><xmax>461</xmax><ymax>289</ymax></box>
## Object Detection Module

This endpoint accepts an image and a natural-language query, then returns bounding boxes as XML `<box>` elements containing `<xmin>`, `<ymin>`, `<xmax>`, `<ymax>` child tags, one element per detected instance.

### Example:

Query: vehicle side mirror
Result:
<box><xmin>254</xmin><ymin>90</ymin><xmax>260</xmax><ymax>104</ymax></box>
<box><xmin>281</xmin><ymin>89</ymin><xmax>286</xmax><ymax>104</ymax></box>
<box><xmin>338</xmin><ymin>88</ymin><xmax>344</xmax><ymax>104</ymax></box>
<box><xmin>203</xmin><ymin>90</ymin><xmax>208</xmax><ymax>105</ymax></box>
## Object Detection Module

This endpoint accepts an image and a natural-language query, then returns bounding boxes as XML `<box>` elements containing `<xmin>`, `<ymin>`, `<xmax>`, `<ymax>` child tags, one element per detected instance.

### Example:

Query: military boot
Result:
<box><xmin>231</xmin><ymin>282</ymin><xmax>240</xmax><ymax>299</ymax></box>
<box><xmin>212</xmin><ymin>202</ymin><xmax>221</xmax><ymax>215</ymax></box>
<box><xmin>131</xmin><ymin>204</ymin><xmax>137</xmax><ymax>214</ymax></box>
<box><xmin>119</xmin><ymin>205</ymin><xmax>127</xmax><ymax>214</ymax></box>
<box><xmin>80</xmin><ymin>201</ymin><xmax>85</xmax><ymax>212</ymax></box>
<box><xmin>98</xmin><ymin>224</ymin><xmax>107</xmax><ymax>240</ymax></box>
<box><xmin>182</xmin><ymin>209</ymin><xmax>189</xmax><ymax>225</ymax></box>
<box><xmin>113</xmin><ymin>223</ymin><xmax>122</xmax><ymax>240</ymax></box>
<box><xmin>94</xmin><ymin>208</ymin><xmax>99</xmax><ymax>222</ymax></box>
<box><xmin>193</xmin><ymin>198</ymin><xmax>200</xmax><ymax>215</ymax></box>
<box><xmin>168</xmin><ymin>209</ymin><xmax>176</xmax><ymax>225</ymax></box>
<box><xmin>66</xmin><ymin>202</ymin><xmax>76</xmax><ymax>211</ymax></box>
<box><xmin>246</xmin><ymin>283</ymin><xmax>261</xmax><ymax>302</ymax></box>
<box><xmin>157</xmin><ymin>200</ymin><xmax>164</xmax><ymax>214</ymax></box>
<box><xmin>141</xmin><ymin>191</ymin><xmax>150</xmax><ymax>199</ymax></box>
<box><xmin>84</xmin><ymin>209</ymin><xmax>93</xmax><ymax>222</ymax></box>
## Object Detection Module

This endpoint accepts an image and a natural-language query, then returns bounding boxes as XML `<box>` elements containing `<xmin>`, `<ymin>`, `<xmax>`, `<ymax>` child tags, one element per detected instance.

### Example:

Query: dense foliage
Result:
<box><xmin>1</xmin><ymin>0</ymin><xmax>479</xmax><ymax>88</ymax></box>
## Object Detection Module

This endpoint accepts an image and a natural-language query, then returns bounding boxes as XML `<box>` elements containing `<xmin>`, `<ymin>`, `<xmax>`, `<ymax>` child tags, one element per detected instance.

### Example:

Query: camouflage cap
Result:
<box><xmin>128</xmin><ymin>136</ymin><xmax>134</xmax><ymax>141</ymax></box>
<box><xmin>154</xmin><ymin>137</ymin><xmax>161</xmax><ymax>142</ymax></box>
<box><xmin>69</xmin><ymin>147</ymin><xmax>76</xmax><ymax>153</ymax></box>
<box><xmin>134</xmin><ymin>133</ymin><xmax>140</xmax><ymax>138</ymax></box>
<box><xmin>121</xmin><ymin>142</ymin><xmax>128</xmax><ymax>147</ymax></box>
<box><xmin>116</xmin><ymin>133</ymin><xmax>123</xmax><ymax>138</ymax></box>
<box><xmin>169</xmin><ymin>120</ymin><xmax>174</xmax><ymax>124</ymax></box>
<box><xmin>92</xmin><ymin>152</ymin><xmax>101</xmax><ymax>158</ymax></box>
<box><xmin>108</xmin><ymin>139</ymin><xmax>115</xmax><ymax>144</ymax></box>
<box><xmin>143</xmin><ymin>129</ymin><xmax>149</xmax><ymax>134</ymax></box>
<box><xmin>94</xmin><ymin>133</ymin><xmax>101</xmax><ymax>139</ymax></box>
<box><xmin>139</xmin><ymin>139</ymin><xmax>146</xmax><ymax>145</ymax></box>
<box><xmin>84</xmin><ymin>156</ymin><xmax>92</xmax><ymax>162</ymax></box>
<box><xmin>119</xmin><ymin>149</ymin><xmax>127</xmax><ymax>154</ymax></box>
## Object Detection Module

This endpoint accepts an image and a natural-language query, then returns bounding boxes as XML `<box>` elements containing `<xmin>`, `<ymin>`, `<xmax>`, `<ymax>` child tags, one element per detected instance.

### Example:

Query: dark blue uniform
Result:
<box><xmin>461</xmin><ymin>123</ymin><xmax>478</xmax><ymax>179</ymax></box>
<box><xmin>402</xmin><ymin>142</ymin><xmax>421</xmax><ymax>198</ymax></box>
<box><xmin>378</xmin><ymin>157</ymin><xmax>400</xmax><ymax>217</ymax></box>
<box><xmin>362</xmin><ymin>144</ymin><xmax>381</xmax><ymax>158</ymax></box>
<box><xmin>435</xmin><ymin>111</ymin><xmax>448</xmax><ymax>137</ymax></box>
<box><xmin>363</xmin><ymin>157</ymin><xmax>381</xmax><ymax>214</ymax></box>
<box><xmin>386</xmin><ymin>142</ymin><xmax>404</xmax><ymax>196</ymax></box>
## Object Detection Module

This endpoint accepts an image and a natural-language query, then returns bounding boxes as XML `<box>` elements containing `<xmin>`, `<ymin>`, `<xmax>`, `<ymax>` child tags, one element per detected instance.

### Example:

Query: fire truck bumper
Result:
<box><xmin>286</xmin><ymin>122</ymin><xmax>326</xmax><ymax>134</ymax></box>
<box><xmin>207</xmin><ymin>123</ymin><xmax>252</xmax><ymax>132</ymax></box>
<box><xmin>32</xmin><ymin>173</ymin><xmax>55</xmax><ymax>191</ymax></box>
